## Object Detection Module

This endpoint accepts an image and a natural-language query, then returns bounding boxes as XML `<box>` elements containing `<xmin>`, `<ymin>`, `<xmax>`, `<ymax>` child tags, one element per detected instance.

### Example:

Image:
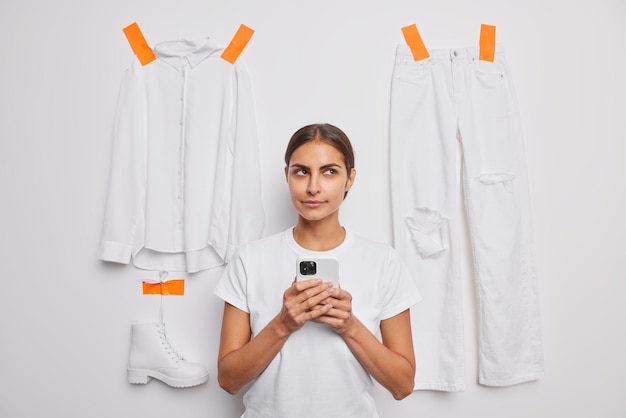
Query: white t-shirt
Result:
<box><xmin>213</xmin><ymin>228</ymin><xmax>422</xmax><ymax>418</ymax></box>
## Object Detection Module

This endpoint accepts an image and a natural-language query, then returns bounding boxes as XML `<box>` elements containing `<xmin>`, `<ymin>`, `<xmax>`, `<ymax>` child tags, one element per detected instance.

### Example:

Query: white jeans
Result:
<box><xmin>389</xmin><ymin>44</ymin><xmax>544</xmax><ymax>391</ymax></box>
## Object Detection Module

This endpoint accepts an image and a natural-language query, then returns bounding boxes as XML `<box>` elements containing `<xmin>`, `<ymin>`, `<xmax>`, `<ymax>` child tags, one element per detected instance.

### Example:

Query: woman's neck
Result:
<box><xmin>293</xmin><ymin>217</ymin><xmax>345</xmax><ymax>251</ymax></box>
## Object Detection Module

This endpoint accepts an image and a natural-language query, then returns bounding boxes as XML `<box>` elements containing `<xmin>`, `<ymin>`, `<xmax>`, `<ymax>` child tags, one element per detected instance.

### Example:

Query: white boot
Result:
<box><xmin>127</xmin><ymin>321</ymin><xmax>209</xmax><ymax>388</ymax></box>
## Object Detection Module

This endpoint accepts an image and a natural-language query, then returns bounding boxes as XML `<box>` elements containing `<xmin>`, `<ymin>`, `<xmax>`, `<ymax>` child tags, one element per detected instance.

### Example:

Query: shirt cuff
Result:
<box><xmin>98</xmin><ymin>240</ymin><xmax>132</xmax><ymax>264</ymax></box>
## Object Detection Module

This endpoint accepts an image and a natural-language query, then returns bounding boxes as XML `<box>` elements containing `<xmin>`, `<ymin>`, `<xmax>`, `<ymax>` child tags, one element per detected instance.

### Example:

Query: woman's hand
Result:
<box><xmin>278</xmin><ymin>278</ymin><xmax>335</xmax><ymax>334</ymax></box>
<box><xmin>313</xmin><ymin>286</ymin><xmax>355</xmax><ymax>335</ymax></box>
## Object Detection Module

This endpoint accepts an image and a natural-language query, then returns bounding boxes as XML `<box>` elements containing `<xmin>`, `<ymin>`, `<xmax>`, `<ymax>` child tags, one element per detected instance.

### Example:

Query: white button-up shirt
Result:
<box><xmin>98</xmin><ymin>36</ymin><xmax>264</xmax><ymax>273</ymax></box>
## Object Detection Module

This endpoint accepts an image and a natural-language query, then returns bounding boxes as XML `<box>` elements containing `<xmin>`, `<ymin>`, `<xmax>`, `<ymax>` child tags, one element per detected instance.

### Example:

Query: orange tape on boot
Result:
<box><xmin>123</xmin><ymin>22</ymin><xmax>156</xmax><ymax>66</ymax></box>
<box><xmin>221</xmin><ymin>24</ymin><xmax>255</xmax><ymax>64</ymax></box>
<box><xmin>142</xmin><ymin>279</ymin><xmax>185</xmax><ymax>296</ymax></box>
<box><xmin>479</xmin><ymin>24</ymin><xmax>496</xmax><ymax>62</ymax></box>
<box><xmin>401</xmin><ymin>24</ymin><xmax>430</xmax><ymax>61</ymax></box>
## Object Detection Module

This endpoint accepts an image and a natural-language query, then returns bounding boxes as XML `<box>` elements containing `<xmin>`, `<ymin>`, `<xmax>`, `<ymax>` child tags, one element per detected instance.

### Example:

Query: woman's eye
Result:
<box><xmin>296</xmin><ymin>169</ymin><xmax>307</xmax><ymax>176</ymax></box>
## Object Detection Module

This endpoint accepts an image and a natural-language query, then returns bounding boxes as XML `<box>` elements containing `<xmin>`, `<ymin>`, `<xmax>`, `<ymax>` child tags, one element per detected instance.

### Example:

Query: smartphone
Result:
<box><xmin>296</xmin><ymin>256</ymin><xmax>339</xmax><ymax>286</ymax></box>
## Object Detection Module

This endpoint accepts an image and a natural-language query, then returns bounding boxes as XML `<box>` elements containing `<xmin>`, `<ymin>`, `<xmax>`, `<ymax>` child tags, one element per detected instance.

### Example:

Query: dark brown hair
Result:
<box><xmin>284</xmin><ymin>123</ymin><xmax>355</xmax><ymax>173</ymax></box>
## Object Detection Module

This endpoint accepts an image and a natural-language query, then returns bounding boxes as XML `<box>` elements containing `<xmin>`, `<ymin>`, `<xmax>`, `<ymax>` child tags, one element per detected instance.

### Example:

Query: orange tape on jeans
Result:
<box><xmin>221</xmin><ymin>24</ymin><xmax>254</xmax><ymax>64</ymax></box>
<box><xmin>123</xmin><ymin>22</ymin><xmax>156</xmax><ymax>66</ymax></box>
<box><xmin>401</xmin><ymin>24</ymin><xmax>430</xmax><ymax>61</ymax></box>
<box><xmin>479</xmin><ymin>24</ymin><xmax>496</xmax><ymax>62</ymax></box>
<box><xmin>142</xmin><ymin>280</ymin><xmax>185</xmax><ymax>296</ymax></box>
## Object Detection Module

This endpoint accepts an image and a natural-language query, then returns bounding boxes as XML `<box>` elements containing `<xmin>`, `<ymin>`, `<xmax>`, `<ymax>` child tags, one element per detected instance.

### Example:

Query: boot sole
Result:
<box><xmin>127</xmin><ymin>368</ymin><xmax>209</xmax><ymax>388</ymax></box>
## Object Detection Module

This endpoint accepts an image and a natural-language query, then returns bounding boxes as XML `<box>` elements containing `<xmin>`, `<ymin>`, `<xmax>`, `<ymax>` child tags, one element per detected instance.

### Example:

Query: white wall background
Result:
<box><xmin>1</xmin><ymin>0</ymin><xmax>625</xmax><ymax>416</ymax></box>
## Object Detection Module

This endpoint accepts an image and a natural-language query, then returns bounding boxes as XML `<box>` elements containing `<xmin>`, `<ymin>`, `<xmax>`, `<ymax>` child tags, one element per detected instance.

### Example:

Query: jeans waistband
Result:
<box><xmin>395</xmin><ymin>43</ymin><xmax>506</xmax><ymax>62</ymax></box>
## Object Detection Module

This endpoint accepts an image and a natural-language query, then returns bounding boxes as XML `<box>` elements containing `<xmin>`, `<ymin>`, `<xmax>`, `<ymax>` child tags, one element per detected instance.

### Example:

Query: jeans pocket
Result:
<box><xmin>395</xmin><ymin>59</ymin><xmax>431</xmax><ymax>86</ymax></box>
<box><xmin>470</xmin><ymin>59</ymin><xmax>509</xmax><ymax>120</ymax></box>
<box><xmin>472</xmin><ymin>60</ymin><xmax>505</xmax><ymax>79</ymax></box>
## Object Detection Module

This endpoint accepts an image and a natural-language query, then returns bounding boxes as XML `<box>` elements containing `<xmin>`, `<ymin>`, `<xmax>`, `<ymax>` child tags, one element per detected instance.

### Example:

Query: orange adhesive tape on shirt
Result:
<box><xmin>123</xmin><ymin>22</ymin><xmax>156</xmax><ymax>66</ymax></box>
<box><xmin>479</xmin><ymin>24</ymin><xmax>496</xmax><ymax>62</ymax></box>
<box><xmin>221</xmin><ymin>24</ymin><xmax>255</xmax><ymax>64</ymax></box>
<box><xmin>401</xmin><ymin>24</ymin><xmax>430</xmax><ymax>61</ymax></box>
<box><xmin>142</xmin><ymin>279</ymin><xmax>185</xmax><ymax>296</ymax></box>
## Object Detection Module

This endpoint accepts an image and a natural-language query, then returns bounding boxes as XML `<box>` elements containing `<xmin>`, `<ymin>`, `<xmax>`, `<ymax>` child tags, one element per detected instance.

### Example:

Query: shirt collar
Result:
<box><xmin>285</xmin><ymin>227</ymin><xmax>353</xmax><ymax>258</ymax></box>
<box><xmin>153</xmin><ymin>37</ymin><xmax>222</xmax><ymax>71</ymax></box>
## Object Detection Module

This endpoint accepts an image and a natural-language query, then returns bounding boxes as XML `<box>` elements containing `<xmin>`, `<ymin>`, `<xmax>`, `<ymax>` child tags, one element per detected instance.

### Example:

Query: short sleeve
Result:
<box><xmin>380</xmin><ymin>247</ymin><xmax>422</xmax><ymax>320</ymax></box>
<box><xmin>213</xmin><ymin>249</ymin><xmax>250</xmax><ymax>313</ymax></box>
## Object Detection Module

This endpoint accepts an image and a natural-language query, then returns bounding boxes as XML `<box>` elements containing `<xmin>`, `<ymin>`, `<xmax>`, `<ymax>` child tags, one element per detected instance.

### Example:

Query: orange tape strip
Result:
<box><xmin>123</xmin><ymin>22</ymin><xmax>156</xmax><ymax>66</ymax></box>
<box><xmin>401</xmin><ymin>24</ymin><xmax>430</xmax><ymax>61</ymax></box>
<box><xmin>479</xmin><ymin>24</ymin><xmax>496</xmax><ymax>62</ymax></box>
<box><xmin>221</xmin><ymin>24</ymin><xmax>255</xmax><ymax>64</ymax></box>
<box><xmin>142</xmin><ymin>280</ymin><xmax>185</xmax><ymax>296</ymax></box>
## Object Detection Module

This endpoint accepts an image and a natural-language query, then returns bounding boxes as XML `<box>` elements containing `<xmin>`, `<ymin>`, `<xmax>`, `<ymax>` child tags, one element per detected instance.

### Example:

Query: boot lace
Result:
<box><xmin>156</xmin><ymin>322</ymin><xmax>185</xmax><ymax>362</ymax></box>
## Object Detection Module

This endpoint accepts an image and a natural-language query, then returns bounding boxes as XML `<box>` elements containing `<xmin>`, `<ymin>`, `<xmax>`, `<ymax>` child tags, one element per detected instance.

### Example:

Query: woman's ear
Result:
<box><xmin>346</xmin><ymin>168</ymin><xmax>356</xmax><ymax>191</ymax></box>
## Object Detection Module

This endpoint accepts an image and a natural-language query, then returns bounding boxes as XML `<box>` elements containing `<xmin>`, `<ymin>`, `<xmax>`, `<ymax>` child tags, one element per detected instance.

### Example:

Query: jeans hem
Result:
<box><xmin>479</xmin><ymin>371</ymin><xmax>545</xmax><ymax>387</ymax></box>
<box><xmin>413</xmin><ymin>382</ymin><xmax>466</xmax><ymax>392</ymax></box>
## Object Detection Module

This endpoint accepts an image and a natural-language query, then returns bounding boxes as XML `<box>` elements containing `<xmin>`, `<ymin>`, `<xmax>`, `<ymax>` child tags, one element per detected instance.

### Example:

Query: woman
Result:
<box><xmin>213</xmin><ymin>123</ymin><xmax>421</xmax><ymax>417</ymax></box>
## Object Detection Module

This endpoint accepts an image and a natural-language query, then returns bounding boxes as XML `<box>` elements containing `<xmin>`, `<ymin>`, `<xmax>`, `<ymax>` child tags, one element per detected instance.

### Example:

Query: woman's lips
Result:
<box><xmin>302</xmin><ymin>200</ymin><xmax>324</xmax><ymax>208</ymax></box>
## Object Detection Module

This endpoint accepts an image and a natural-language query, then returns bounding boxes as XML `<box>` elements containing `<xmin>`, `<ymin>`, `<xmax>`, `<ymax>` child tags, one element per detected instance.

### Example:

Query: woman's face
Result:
<box><xmin>285</xmin><ymin>139</ymin><xmax>356</xmax><ymax>223</ymax></box>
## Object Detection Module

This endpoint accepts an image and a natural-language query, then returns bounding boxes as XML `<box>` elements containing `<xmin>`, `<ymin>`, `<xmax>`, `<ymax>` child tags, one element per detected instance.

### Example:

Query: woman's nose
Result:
<box><xmin>307</xmin><ymin>174</ymin><xmax>320</xmax><ymax>195</ymax></box>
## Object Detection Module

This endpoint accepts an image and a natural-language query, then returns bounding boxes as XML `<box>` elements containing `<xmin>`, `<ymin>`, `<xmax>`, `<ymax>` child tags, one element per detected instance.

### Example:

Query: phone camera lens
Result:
<box><xmin>299</xmin><ymin>260</ymin><xmax>317</xmax><ymax>275</ymax></box>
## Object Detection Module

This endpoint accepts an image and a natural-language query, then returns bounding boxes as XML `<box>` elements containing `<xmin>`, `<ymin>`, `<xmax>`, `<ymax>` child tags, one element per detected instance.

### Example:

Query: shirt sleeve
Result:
<box><xmin>380</xmin><ymin>247</ymin><xmax>423</xmax><ymax>320</ymax></box>
<box><xmin>223</xmin><ymin>61</ymin><xmax>265</xmax><ymax>262</ymax></box>
<box><xmin>97</xmin><ymin>62</ymin><xmax>146</xmax><ymax>264</ymax></box>
<box><xmin>213</xmin><ymin>247</ymin><xmax>250</xmax><ymax>313</ymax></box>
